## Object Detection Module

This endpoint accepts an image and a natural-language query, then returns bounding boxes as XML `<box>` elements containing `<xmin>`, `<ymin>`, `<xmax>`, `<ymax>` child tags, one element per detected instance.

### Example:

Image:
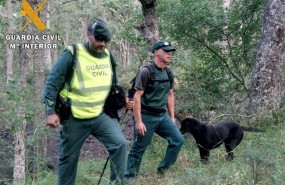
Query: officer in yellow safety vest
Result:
<box><xmin>42</xmin><ymin>18</ymin><xmax>132</xmax><ymax>185</ymax></box>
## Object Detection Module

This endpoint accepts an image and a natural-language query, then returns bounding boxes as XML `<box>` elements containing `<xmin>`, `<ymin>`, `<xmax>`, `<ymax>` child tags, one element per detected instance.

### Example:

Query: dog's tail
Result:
<box><xmin>241</xmin><ymin>126</ymin><xmax>264</xmax><ymax>132</ymax></box>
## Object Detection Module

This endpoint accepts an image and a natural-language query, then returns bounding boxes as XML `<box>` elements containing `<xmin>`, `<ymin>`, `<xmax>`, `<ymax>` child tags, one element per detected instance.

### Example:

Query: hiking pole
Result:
<box><xmin>98</xmin><ymin>157</ymin><xmax>109</xmax><ymax>185</ymax></box>
<box><xmin>97</xmin><ymin>109</ymin><xmax>129</xmax><ymax>185</ymax></box>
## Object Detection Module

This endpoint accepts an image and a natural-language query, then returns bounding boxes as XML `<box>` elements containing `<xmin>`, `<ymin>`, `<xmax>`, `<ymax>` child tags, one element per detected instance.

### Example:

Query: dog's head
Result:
<box><xmin>180</xmin><ymin>118</ymin><xmax>190</xmax><ymax>134</ymax></box>
<box><xmin>180</xmin><ymin>118</ymin><xmax>202</xmax><ymax>135</ymax></box>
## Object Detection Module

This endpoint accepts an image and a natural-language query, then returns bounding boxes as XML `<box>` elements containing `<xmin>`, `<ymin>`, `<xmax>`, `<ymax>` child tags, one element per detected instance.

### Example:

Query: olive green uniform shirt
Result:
<box><xmin>134</xmin><ymin>62</ymin><xmax>173</xmax><ymax>113</ymax></box>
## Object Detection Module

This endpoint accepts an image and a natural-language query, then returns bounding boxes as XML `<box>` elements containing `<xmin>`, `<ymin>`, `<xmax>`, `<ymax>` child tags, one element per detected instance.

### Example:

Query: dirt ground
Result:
<box><xmin>46</xmin><ymin>110</ymin><xmax>134</xmax><ymax>169</ymax></box>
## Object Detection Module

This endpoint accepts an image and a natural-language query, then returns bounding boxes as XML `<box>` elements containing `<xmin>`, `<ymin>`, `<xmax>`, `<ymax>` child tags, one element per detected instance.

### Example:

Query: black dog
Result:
<box><xmin>180</xmin><ymin>118</ymin><xmax>263</xmax><ymax>162</ymax></box>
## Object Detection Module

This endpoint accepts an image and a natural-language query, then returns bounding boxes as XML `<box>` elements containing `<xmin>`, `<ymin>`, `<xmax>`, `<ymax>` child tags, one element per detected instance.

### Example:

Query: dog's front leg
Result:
<box><xmin>198</xmin><ymin>145</ymin><xmax>210</xmax><ymax>164</ymax></box>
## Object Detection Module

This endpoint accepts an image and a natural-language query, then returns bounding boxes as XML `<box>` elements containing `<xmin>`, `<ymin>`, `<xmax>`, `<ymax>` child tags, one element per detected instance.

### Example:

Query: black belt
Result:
<box><xmin>141</xmin><ymin>104</ymin><xmax>166</xmax><ymax>114</ymax></box>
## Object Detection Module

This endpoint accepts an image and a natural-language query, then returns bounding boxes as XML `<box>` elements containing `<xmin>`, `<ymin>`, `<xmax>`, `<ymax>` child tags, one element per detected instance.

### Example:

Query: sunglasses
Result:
<box><xmin>95</xmin><ymin>35</ymin><xmax>110</xmax><ymax>43</ymax></box>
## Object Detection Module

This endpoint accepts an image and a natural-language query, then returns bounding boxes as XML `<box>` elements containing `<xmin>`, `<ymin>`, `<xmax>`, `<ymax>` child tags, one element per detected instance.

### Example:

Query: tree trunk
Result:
<box><xmin>13</xmin><ymin>45</ymin><xmax>30</xmax><ymax>185</ymax></box>
<box><xmin>119</xmin><ymin>40</ymin><xmax>133</xmax><ymax>78</ymax></box>
<box><xmin>32</xmin><ymin>0</ymin><xmax>50</xmax><ymax>173</ymax></box>
<box><xmin>10</xmin><ymin>0</ymin><xmax>26</xmax><ymax>181</ymax></box>
<box><xmin>52</xmin><ymin>0</ymin><xmax>60</xmax><ymax>62</ymax></box>
<box><xmin>137</xmin><ymin>0</ymin><xmax>159</xmax><ymax>49</ymax></box>
<box><xmin>12</xmin><ymin>9</ymin><xmax>34</xmax><ymax>185</ymax></box>
<box><xmin>5</xmin><ymin>0</ymin><xmax>13</xmax><ymax>84</ymax></box>
<box><xmin>19</xmin><ymin>39</ymin><xmax>32</xmax><ymax>84</ymax></box>
<box><xmin>249</xmin><ymin>0</ymin><xmax>285</xmax><ymax>114</ymax></box>
<box><xmin>13</xmin><ymin>120</ymin><xmax>26</xmax><ymax>185</ymax></box>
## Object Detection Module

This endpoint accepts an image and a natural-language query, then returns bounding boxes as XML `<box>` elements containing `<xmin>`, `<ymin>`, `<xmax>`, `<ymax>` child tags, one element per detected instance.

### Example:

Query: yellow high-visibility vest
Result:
<box><xmin>60</xmin><ymin>44</ymin><xmax>113</xmax><ymax>119</ymax></box>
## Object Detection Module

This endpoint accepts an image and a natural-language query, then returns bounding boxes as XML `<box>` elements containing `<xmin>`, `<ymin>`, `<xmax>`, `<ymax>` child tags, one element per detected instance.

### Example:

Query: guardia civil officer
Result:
<box><xmin>125</xmin><ymin>40</ymin><xmax>184</xmax><ymax>179</ymax></box>
<box><xmin>42</xmin><ymin>18</ymin><xmax>132</xmax><ymax>185</ymax></box>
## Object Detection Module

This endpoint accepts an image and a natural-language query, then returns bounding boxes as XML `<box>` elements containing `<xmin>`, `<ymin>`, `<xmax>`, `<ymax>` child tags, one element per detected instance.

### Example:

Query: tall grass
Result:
<box><xmin>28</xmin><ymin>112</ymin><xmax>285</xmax><ymax>185</ymax></box>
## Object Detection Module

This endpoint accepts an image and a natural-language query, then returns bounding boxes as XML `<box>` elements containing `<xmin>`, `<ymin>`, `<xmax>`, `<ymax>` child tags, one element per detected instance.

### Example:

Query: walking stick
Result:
<box><xmin>97</xmin><ymin>109</ymin><xmax>129</xmax><ymax>185</ymax></box>
<box><xmin>98</xmin><ymin>156</ymin><xmax>109</xmax><ymax>185</ymax></box>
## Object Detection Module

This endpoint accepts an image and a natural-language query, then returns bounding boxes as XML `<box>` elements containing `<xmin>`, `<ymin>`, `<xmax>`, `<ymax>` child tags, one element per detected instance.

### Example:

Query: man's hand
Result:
<box><xmin>47</xmin><ymin>114</ymin><xmax>60</xmax><ymax>128</ymax></box>
<box><xmin>136</xmin><ymin>121</ymin><xmax>147</xmax><ymax>136</ymax></box>
<box><xmin>171</xmin><ymin>118</ymin><xmax>176</xmax><ymax>124</ymax></box>
<box><xmin>125</xmin><ymin>97</ymin><xmax>134</xmax><ymax>110</ymax></box>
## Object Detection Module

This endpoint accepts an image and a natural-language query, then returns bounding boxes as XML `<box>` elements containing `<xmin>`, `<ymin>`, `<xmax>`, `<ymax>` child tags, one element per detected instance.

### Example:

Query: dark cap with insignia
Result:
<box><xmin>88</xmin><ymin>18</ymin><xmax>112</xmax><ymax>42</ymax></box>
<box><xmin>152</xmin><ymin>40</ymin><xmax>175</xmax><ymax>53</ymax></box>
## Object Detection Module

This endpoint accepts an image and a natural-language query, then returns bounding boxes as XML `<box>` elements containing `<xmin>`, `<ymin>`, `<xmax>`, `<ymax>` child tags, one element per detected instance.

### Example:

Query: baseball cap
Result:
<box><xmin>89</xmin><ymin>18</ymin><xmax>112</xmax><ymax>42</ymax></box>
<box><xmin>152</xmin><ymin>40</ymin><xmax>175</xmax><ymax>53</ymax></box>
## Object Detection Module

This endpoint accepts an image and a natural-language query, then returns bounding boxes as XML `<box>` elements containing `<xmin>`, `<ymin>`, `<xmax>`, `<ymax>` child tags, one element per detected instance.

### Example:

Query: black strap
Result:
<box><xmin>128</xmin><ymin>63</ymin><xmax>174</xmax><ymax>99</ymax></box>
<box><xmin>65</xmin><ymin>44</ymin><xmax>77</xmax><ymax>91</ymax></box>
<box><xmin>145</xmin><ymin>63</ymin><xmax>173</xmax><ymax>87</ymax></box>
<box><xmin>141</xmin><ymin>104</ymin><xmax>166</xmax><ymax>114</ymax></box>
<box><xmin>145</xmin><ymin>64</ymin><xmax>155</xmax><ymax>82</ymax></box>
<box><xmin>165</xmin><ymin>66</ymin><xmax>173</xmax><ymax>87</ymax></box>
<box><xmin>109</xmin><ymin>54</ymin><xmax>117</xmax><ymax>85</ymax></box>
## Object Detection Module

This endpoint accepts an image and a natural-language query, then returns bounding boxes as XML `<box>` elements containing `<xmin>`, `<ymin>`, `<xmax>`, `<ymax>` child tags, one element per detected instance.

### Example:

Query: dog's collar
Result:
<box><xmin>197</xmin><ymin>138</ymin><xmax>224</xmax><ymax>151</ymax></box>
<box><xmin>196</xmin><ymin>125</ymin><xmax>224</xmax><ymax>151</ymax></box>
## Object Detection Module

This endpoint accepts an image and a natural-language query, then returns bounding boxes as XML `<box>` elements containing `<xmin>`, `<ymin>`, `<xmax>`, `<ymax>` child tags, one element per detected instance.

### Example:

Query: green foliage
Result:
<box><xmin>0</xmin><ymin>83</ymin><xmax>14</xmax><ymax>184</ymax></box>
<box><xmin>103</xmin><ymin>0</ymin><xmax>148</xmax><ymax>68</ymax></box>
<box><xmin>0</xmin><ymin>0</ymin><xmax>5</xmax><ymax>7</ymax></box>
<box><xmin>157</xmin><ymin>0</ymin><xmax>266</xmax><ymax>116</ymax></box>
<box><xmin>26</xmin><ymin>170</ymin><xmax>57</xmax><ymax>185</ymax></box>
<box><xmin>0</xmin><ymin>79</ymin><xmax>38</xmax><ymax>184</ymax></box>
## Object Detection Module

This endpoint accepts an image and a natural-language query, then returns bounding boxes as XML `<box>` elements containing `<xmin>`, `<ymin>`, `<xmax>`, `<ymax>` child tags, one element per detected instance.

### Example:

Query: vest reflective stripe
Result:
<box><xmin>72</xmin><ymin>99</ymin><xmax>105</xmax><ymax>107</ymax></box>
<box><xmin>75</xmin><ymin>58</ymin><xmax>86</xmax><ymax>89</ymax></box>
<box><xmin>71</xmin><ymin>85</ymin><xmax>108</xmax><ymax>94</ymax></box>
<box><xmin>60</xmin><ymin>44</ymin><xmax>112</xmax><ymax>119</ymax></box>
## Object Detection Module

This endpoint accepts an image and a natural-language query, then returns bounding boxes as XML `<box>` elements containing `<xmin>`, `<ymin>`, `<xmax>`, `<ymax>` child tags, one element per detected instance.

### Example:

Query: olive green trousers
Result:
<box><xmin>58</xmin><ymin>113</ymin><xmax>127</xmax><ymax>185</ymax></box>
<box><xmin>125</xmin><ymin>112</ymin><xmax>184</xmax><ymax>177</ymax></box>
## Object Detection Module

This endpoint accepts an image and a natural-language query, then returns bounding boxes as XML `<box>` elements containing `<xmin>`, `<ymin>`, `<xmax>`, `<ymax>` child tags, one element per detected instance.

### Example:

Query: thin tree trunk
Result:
<box><xmin>5</xmin><ymin>0</ymin><xmax>13</xmax><ymax>84</ymax></box>
<box><xmin>13</xmin><ymin>120</ymin><xmax>26</xmax><ymax>185</ymax></box>
<box><xmin>33</xmin><ymin>0</ymin><xmax>50</xmax><ymax>173</ymax></box>
<box><xmin>13</xmin><ymin>37</ymin><xmax>32</xmax><ymax>185</ymax></box>
<box><xmin>13</xmin><ymin>44</ymin><xmax>30</xmax><ymax>185</ymax></box>
<box><xmin>8</xmin><ymin>1</ymin><xmax>27</xmax><ymax>184</ymax></box>
<box><xmin>52</xmin><ymin>0</ymin><xmax>60</xmax><ymax>62</ymax></box>
<box><xmin>19</xmin><ymin>41</ymin><xmax>32</xmax><ymax>84</ymax></box>
<box><xmin>249</xmin><ymin>0</ymin><xmax>285</xmax><ymax>114</ymax></box>
<box><xmin>13</xmin><ymin>22</ymin><xmax>32</xmax><ymax>185</ymax></box>
<box><xmin>221</xmin><ymin>0</ymin><xmax>231</xmax><ymax>52</ymax></box>
<box><xmin>120</xmin><ymin>40</ymin><xmax>127</xmax><ymax>78</ymax></box>
<box><xmin>13</xmin><ymin>22</ymin><xmax>28</xmax><ymax>179</ymax></box>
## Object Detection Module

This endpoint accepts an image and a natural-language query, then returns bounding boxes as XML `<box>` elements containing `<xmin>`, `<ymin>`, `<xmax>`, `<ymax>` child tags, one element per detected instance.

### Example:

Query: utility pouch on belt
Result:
<box><xmin>54</xmin><ymin>44</ymin><xmax>76</xmax><ymax>123</ymax></box>
<box><xmin>55</xmin><ymin>95</ymin><xmax>71</xmax><ymax>122</ymax></box>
